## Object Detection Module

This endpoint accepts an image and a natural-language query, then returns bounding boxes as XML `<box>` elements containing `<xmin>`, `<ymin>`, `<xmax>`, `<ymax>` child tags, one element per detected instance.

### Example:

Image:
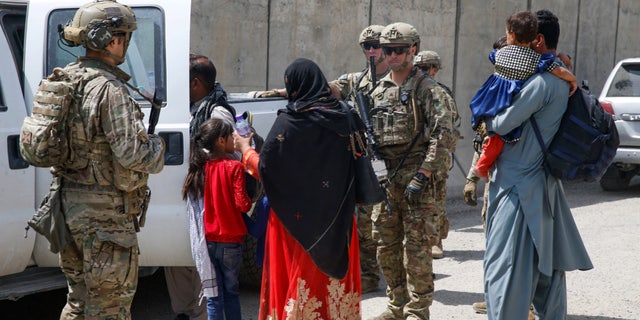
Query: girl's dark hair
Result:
<box><xmin>493</xmin><ymin>35</ymin><xmax>507</xmax><ymax>50</ymax></box>
<box><xmin>506</xmin><ymin>11</ymin><xmax>538</xmax><ymax>43</ymax></box>
<box><xmin>181</xmin><ymin>118</ymin><xmax>234</xmax><ymax>200</ymax></box>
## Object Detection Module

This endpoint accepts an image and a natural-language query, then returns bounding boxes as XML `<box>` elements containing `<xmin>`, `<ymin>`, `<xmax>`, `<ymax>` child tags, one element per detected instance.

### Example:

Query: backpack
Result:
<box><xmin>19</xmin><ymin>68</ymin><xmax>76</xmax><ymax>167</ymax></box>
<box><xmin>531</xmin><ymin>83</ymin><xmax>620</xmax><ymax>182</ymax></box>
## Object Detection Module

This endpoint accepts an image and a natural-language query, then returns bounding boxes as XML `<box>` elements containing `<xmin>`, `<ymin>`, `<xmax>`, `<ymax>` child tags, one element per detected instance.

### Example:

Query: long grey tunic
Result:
<box><xmin>484</xmin><ymin>71</ymin><xmax>593</xmax><ymax>318</ymax></box>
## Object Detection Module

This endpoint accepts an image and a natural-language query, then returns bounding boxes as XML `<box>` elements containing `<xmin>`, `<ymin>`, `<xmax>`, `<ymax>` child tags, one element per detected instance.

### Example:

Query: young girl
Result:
<box><xmin>183</xmin><ymin>118</ymin><xmax>252</xmax><ymax>320</ymax></box>
<box><xmin>470</xmin><ymin>10</ymin><xmax>577</xmax><ymax>178</ymax></box>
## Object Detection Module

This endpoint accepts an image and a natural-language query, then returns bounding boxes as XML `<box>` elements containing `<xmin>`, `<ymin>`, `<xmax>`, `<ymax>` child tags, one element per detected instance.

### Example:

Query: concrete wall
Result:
<box><xmin>190</xmin><ymin>0</ymin><xmax>640</xmax><ymax>196</ymax></box>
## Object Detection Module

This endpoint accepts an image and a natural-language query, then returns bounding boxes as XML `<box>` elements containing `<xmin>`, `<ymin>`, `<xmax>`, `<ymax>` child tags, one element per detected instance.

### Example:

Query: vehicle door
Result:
<box><xmin>26</xmin><ymin>0</ymin><xmax>193</xmax><ymax>266</ymax></box>
<box><xmin>0</xmin><ymin>6</ymin><xmax>36</xmax><ymax>277</ymax></box>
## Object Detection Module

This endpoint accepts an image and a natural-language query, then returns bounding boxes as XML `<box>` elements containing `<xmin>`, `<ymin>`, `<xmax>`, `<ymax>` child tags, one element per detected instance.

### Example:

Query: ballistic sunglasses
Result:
<box><xmin>418</xmin><ymin>65</ymin><xmax>435</xmax><ymax>72</ymax></box>
<box><xmin>382</xmin><ymin>46</ymin><xmax>410</xmax><ymax>55</ymax></box>
<box><xmin>361</xmin><ymin>41</ymin><xmax>381</xmax><ymax>50</ymax></box>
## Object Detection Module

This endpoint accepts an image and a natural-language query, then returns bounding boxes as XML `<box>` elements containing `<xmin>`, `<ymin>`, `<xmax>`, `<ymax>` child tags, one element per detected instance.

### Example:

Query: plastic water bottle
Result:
<box><xmin>235</xmin><ymin>114</ymin><xmax>251</xmax><ymax>137</ymax></box>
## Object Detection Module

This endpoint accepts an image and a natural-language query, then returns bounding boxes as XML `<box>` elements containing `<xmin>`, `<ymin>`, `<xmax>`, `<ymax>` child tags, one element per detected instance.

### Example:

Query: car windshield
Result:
<box><xmin>606</xmin><ymin>63</ymin><xmax>640</xmax><ymax>97</ymax></box>
<box><xmin>45</xmin><ymin>6</ymin><xmax>166</xmax><ymax>105</ymax></box>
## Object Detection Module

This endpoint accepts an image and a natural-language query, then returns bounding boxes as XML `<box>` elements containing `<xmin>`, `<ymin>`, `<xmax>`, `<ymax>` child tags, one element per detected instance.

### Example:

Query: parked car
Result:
<box><xmin>598</xmin><ymin>58</ymin><xmax>640</xmax><ymax>191</ymax></box>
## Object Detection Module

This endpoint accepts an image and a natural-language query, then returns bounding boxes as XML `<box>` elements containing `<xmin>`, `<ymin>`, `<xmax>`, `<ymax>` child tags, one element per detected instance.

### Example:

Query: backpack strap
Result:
<box><xmin>410</xmin><ymin>71</ymin><xmax>433</xmax><ymax>133</ymax></box>
<box><xmin>353</xmin><ymin>67</ymin><xmax>369</xmax><ymax>92</ymax></box>
<box><xmin>529</xmin><ymin>117</ymin><xmax>551</xmax><ymax>174</ymax></box>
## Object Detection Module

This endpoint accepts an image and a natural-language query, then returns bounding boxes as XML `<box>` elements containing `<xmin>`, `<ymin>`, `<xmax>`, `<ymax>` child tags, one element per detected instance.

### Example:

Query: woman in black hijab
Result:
<box><xmin>256</xmin><ymin>58</ymin><xmax>363</xmax><ymax>319</ymax></box>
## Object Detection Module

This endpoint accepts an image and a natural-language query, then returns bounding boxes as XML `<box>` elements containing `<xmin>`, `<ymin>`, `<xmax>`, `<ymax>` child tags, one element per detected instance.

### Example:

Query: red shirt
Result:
<box><xmin>203</xmin><ymin>157</ymin><xmax>252</xmax><ymax>243</ymax></box>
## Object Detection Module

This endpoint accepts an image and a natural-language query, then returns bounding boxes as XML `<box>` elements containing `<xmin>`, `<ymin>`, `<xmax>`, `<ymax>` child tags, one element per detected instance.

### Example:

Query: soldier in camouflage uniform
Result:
<box><xmin>57</xmin><ymin>1</ymin><xmax>165</xmax><ymax>319</ymax></box>
<box><xmin>370</xmin><ymin>23</ymin><xmax>456</xmax><ymax>320</ymax></box>
<box><xmin>413</xmin><ymin>50</ymin><xmax>461</xmax><ymax>259</ymax></box>
<box><xmin>330</xmin><ymin>24</ymin><xmax>389</xmax><ymax>294</ymax></box>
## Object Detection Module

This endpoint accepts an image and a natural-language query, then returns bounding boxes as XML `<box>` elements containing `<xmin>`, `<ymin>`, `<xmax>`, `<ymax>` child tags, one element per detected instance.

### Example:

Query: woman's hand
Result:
<box><xmin>234</xmin><ymin>131</ymin><xmax>254</xmax><ymax>155</ymax></box>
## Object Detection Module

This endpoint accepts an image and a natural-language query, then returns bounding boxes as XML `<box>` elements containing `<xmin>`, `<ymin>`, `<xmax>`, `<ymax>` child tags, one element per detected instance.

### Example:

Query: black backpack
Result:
<box><xmin>531</xmin><ymin>83</ymin><xmax>620</xmax><ymax>182</ymax></box>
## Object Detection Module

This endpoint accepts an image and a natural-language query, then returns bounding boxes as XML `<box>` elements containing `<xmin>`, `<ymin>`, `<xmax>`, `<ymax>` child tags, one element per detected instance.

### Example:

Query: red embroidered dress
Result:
<box><xmin>242</xmin><ymin>148</ymin><xmax>362</xmax><ymax>320</ymax></box>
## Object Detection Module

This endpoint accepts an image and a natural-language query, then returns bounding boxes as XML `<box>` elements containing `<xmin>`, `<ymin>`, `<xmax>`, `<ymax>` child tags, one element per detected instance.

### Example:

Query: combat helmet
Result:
<box><xmin>380</xmin><ymin>22</ymin><xmax>420</xmax><ymax>51</ymax></box>
<box><xmin>359</xmin><ymin>25</ymin><xmax>385</xmax><ymax>44</ymax></box>
<box><xmin>414</xmin><ymin>50</ymin><xmax>441</xmax><ymax>69</ymax></box>
<box><xmin>63</xmin><ymin>0</ymin><xmax>136</xmax><ymax>51</ymax></box>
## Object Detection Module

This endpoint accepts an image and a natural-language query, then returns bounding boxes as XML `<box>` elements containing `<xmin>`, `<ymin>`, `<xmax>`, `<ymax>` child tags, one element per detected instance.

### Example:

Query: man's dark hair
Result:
<box><xmin>506</xmin><ymin>11</ymin><xmax>538</xmax><ymax>43</ymax></box>
<box><xmin>189</xmin><ymin>53</ymin><xmax>216</xmax><ymax>91</ymax></box>
<box><xmin>536</xmin><ymin>9</ymin><xmax>560</xmax><ymax>49</ymax></box>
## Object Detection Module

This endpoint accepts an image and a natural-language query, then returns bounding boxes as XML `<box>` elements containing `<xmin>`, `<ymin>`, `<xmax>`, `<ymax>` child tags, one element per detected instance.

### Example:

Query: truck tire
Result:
<box><xmin>238</xmin><ymin>194</ymin><xmax>266</xmax><ymax>289</ymax></box>
<box><xmin>599</xmin><ymin>165</ymin><xmax>634</xmax><ymax>191</ymax></box>
<box><xmin>239</xmin><ymin>234</ymin><xmax>263</xmax><ymax>289</ymax></box>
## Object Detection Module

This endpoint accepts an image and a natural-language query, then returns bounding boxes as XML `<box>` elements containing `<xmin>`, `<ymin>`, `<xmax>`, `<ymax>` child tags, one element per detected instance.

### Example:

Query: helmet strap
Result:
<box><xmin>102</xmin><ymin>33</ymin><xmax>130</xmax><ymax>65</ymax></box>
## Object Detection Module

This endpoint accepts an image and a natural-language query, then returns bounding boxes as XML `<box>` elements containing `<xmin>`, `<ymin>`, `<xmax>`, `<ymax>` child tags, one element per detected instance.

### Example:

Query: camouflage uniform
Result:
<box><xmin>370</xmin><ymin>67</ymin><xmax>456</xmax><ymax>319</ymax></box>
<box><xmin>58</xmin><ymin>58</ymin><xmax>165</xmax><ymax>320</ymax></box>
<box><xmin>414</xmin><ymin>51</ymin><xmax>461</xmax><ymax>252</ymax></box>
<box><xmin>430</xmin><ymin>83</ymin><xmax>459</xmax><ymax>249</ymax></box>
<box><xmin>464</xmin><ymin>122</ymin><xmax>489</xmax><ymax>230</ymax></box>
<box><xmin>332</xmin><ymin>66</ymin><xmax>389</xmax><ymax>291</ymax></box>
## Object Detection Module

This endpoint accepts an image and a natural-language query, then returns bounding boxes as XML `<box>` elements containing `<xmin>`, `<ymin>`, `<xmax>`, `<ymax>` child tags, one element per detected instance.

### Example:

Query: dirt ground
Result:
<box><xmin>2</xmin><ymin>180</ymin><xmax>639</xmax><ymax>320</ymax></box>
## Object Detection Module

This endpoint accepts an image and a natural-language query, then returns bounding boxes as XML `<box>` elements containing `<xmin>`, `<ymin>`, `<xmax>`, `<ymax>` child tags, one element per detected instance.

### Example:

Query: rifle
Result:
<box><xmin>355</xmin><ymin>55</ymin><xmax>381</xmax><ymax>159</ymax></box>
<box><xmin>123</xmin><ymin>82</ymin><xmax>163</xmax><ymax>134</ymax></box>
<box><xmin>356</xmin><ymin>55</ymin><xmax>393</xmax><ymax>215</ymax></box>
<box><xmin>146</xmin><ymin>91</ymin><xmax>162</xmax><ymax>134</ymax></box>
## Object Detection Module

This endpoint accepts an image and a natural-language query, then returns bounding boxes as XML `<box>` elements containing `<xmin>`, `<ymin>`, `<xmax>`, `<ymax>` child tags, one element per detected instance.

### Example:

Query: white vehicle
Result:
<box><xmin>598</xmin><ymin>58</ymin><xmax>640</xmax><ymax>191</ymax></box>
<box><xmin>0</xmin><ymin>0</ymin><xmax>281</xmax><ymax>300</ymax></box>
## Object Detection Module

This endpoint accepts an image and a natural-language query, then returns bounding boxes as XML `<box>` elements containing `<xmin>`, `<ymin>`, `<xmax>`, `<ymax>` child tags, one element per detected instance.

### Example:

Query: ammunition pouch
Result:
<box><xmin>27</xmin><ymin>176</ymin><xmax>72</xmax><ymax>253</ymax></box>
<box><xmin>125</xmin><ymin>185</ymin><xmax>151</xmax><ymax>232</ymax></box>
<box><xmin>372</xmin><ymin>110</ymin><xmax>414</xmax><ymax>147</ymax></box>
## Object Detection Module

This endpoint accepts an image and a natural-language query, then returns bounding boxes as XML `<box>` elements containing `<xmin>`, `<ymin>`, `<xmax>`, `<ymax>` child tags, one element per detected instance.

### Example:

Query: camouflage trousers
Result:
<box><xmin>482</xmin><ymin>178</ymin><xmax>490</xmax><ymax>231</ymax></box>
<box><xmin>357</xmin><ymin>205</ymin><xmax>380</xmax><ymax>287</ymax></box>
<box><xmin>372</xmin><ymin>180</ymin><xmax>439</xmax><ymax>320</ymax></box>
<box><xmin>433</xmin><ymin>178</ymin><xmax>449</xmax><ymax>242</ymax></box>
<box><xmin>59</xmin><ymin>188</ymin><xmax>139</xmax><ymax>320</ymax></box>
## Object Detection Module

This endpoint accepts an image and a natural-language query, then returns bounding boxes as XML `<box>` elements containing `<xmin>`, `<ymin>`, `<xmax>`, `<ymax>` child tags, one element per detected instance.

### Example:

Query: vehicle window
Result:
<box><xmin>0</xmin><ymin>11</ymin><xmax>26</xmax><ymax>90</ymax></box>
<box><xmin>606</xmin><ymin>63</ymin><xmax>640</xmax><ymax>97</ymax></box>
<box><xmin>46</xmin><ymin>7</ymin><xmax>166</xmax><ymax>105</ymax></box>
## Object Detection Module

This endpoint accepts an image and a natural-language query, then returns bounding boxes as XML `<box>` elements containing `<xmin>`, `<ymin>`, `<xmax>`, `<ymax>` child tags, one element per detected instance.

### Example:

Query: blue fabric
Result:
<box><xmin>483</xmin><ymin>71</ymin><xmax>592</xmax><ymax>320</ymax></box>
<box><xmin>206</xmin><ymin>242</ymin><xmax>243</xmax><ymax>320</ymax></box>
<box><xmin>537</xmin><ymin>52</ymin><xmax>556</xmax><ymax>72</ymax></box>
<box><xmin>242</xmin><ymin>195</ymin><xmax>269</xmax><ymax>266</ymax></box>
<box><xmin>471</xmin><ymin>48</ymin><xmax>558</xmax><ymax>142</ymax></box>
<box><xmin>470</xmin><ymin>74</ymin><xmax>524</xmax><ymax>134</ymax></box>
<box><xmin>488</xmin><ymin>48</ymin><xmax>497</xmax><ymax>64</ymax></box>
<box><xmin>470</xmin><ymin>71</ymin><xmax>526</xmax><ymax>142</ymax></box>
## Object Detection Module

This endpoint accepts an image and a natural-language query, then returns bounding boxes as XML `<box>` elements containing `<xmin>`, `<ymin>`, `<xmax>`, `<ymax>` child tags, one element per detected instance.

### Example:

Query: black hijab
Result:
<box><xmin>260</xmin><ymin>58</ymin><xmax>362</xmax><ymax>279</ymax></box>
<box><xmin>284</xmin><ymin>58</ymin><xmax>339</xmax><ymax>112</ymax></box>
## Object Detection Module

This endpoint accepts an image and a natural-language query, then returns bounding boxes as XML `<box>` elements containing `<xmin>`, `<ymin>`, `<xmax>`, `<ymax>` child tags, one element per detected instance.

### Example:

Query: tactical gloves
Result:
<box><xmin>463</xmin><ymin>179</ymin><xmax>478</xmax><ymax>206</ymax></box>
<box><xmin>404</xmin><ymin>172</ymin><xmax>428</xmax><ymax>205</ymax></box>
<box><xmin>248</xmin><ymin>90</ymin><xmax>282</xmax><ymax>98</ymax></box>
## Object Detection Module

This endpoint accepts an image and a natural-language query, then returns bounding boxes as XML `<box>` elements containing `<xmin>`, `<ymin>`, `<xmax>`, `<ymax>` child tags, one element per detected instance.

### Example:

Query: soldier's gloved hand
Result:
<box><xmin>404</xmin><ymin>172</ymin><xmax>428</xmax><ymax>205</ymax></box>
<box><xmin>463</xmin><ymin>179</ymin><xmax>478</xmax><ymax>206</ymax></box>
<box><xmin>258</xmin><ymin>89</ymin><xmax>283</xmax><ymax>98</ymax></box>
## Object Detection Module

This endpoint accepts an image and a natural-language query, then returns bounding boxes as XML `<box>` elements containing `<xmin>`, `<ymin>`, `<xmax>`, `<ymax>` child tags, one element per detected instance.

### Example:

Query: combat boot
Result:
<box><xmin>472</xmin><ymin>301</ymin><xmax>486</xmax><ymax>314</ymax></box>
<box><xmin>369</xmin><ymin>309</ymin><xmax>402</xmax><ymax>320</ymax></box>
<box><xmin>432</xmin><ymin>240</ymin><xmax>444</xmax><ymax>259</ymax></box>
